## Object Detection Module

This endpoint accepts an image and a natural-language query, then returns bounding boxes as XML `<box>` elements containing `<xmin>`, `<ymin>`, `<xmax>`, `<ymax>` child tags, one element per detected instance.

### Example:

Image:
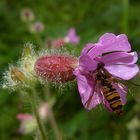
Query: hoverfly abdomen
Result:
<box><xmin>102</xmin><ymin>85</ymin><xmax>123</xmax><ymax>115</ymax></box>
<box><xmin>97</xmin><ymin>63</ymin><xmax>123</xmax><ymax>115</ymax></box>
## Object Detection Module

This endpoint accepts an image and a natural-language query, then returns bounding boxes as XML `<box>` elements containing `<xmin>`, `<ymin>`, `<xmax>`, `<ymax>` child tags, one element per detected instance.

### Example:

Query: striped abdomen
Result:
<box><xmin>102</xmin><ymin>84</ymin><xmax>123</xmax><ymax>115</ymax></box>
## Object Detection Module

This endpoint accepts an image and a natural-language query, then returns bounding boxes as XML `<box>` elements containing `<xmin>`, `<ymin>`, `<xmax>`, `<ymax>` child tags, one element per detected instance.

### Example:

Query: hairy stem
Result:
<box><xmin>34</xmin><ymin>34</ymin><xmax>44</xmax><ymax>47</ymax></box>
<box><xmin>49</xmin><ymin>106</ymin><xmax>62</xmax><ymax>140</ymax></box>
<box><xmin>44</xmin><ymin>85</ymin><xmax>62</xmax><ymax>140</ymax></box>
<box><xmin>29</xmin><ymin>88</ymin><xmax>48</xmax><ymax>140</ymax></box>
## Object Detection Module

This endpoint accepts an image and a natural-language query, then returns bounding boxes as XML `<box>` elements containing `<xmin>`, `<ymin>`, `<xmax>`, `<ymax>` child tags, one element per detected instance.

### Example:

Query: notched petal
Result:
<box><xmin>99</xmin><ymin>33</ymin><xmax>116</xmax><ymax>45</ymax></box>
<box><xmin>105</xmin><ymin>64</ymin><xmax>139</xmax><ymax>80</ymax></box>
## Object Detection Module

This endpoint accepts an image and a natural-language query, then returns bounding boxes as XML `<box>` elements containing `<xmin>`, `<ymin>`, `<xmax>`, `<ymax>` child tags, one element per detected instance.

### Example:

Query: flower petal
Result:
<box><xmin>113</xmin><ymin>83</ymin><xmax>127</xmax><ymax>105</ymax></box>
<box><xmin>99</xmin><ymin>33</ymin><xmax>116</xmax><ymax>45</ymax></box>
<box><xmin>87</xmin><ymin>33</ymin><xmax>131</xmax><ymax>58</ymax></box>
<box><xmin>105</xmin><ymin>64</ymin><xmax>139</xmax><ymax>80</ymax></box>
<box><xmin>17</xmin><ymin>114</ymin><xmax>33</xmax><ymax>121</ymax></box>
<box><xmin>73</xmin><ymin>69</ymin><xmax>102</xmax><ymax>110</ymax></box>
<box><xmin>85</xmin><ymin>43</ymin><xmax>103</xmax><ymax>58</ymax></box>
<box><xmin>85</xmin><ymin>90</ymin><xmax>103</xmax><ymax>110</ymax></box>
<box><xmin>67</xmin><ymin>28</ymin><xmax>80</xmax><ymax>44</ymax></box>
<box><xmin>81</xmin><ymin>43</ymin><xmax>94</xmax><ymax>56</ymax></box>
<box><xmin>99</xmin><ymin>52</ymin><xmax>138</xmax><ymax>65</ymax></box>
<box><xmin>79</xmin><ymin>54</ymin><xmax>97</xmax><ymax>72</ymax></box>
<box><xmin>99</xmin><ymin>33</ymin><xmax>131</xmax><ymax>52</ymax></box>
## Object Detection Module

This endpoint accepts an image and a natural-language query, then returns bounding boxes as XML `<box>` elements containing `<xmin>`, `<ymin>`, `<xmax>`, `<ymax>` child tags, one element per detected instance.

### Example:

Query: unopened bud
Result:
<box><xmin>11</xmin><ymin>67</ymin><xmax>26</xmax><ymax>83</ymax></box>
<box><xmin>22</xmin><ymin>43</ymin><xmax>34</xmax><ymax>58</ymax></box>
<box><xmin>30</xmin><ymin>21</ymin><xmax>44</xmax><ymax>33</ymax></box>
<box><xmin>21</xmin><ymin>8</ymin><xmax>35</xmax><ymax>22</ymax></box>
<box><xmin>49</xmin><ymin>38</ymin><xmax>65</xmax><ymax>48</ymax></box>
<box><xmin>39</xmin><ymin>103</ymin><xmax>49</xmax><ymax>119</ymax></box>
<box><xmin>34</xmin><ymin>55</ymin><xmax>78</xmax><ymax>83</ymax></box>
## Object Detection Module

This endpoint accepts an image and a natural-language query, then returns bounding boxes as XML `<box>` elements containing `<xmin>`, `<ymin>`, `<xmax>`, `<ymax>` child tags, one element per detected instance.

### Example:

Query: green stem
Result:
<box><xmin>26</xmin><ymin>21</ymin><xmax>44</xmax><ymax>48</ymax></box>
<box><xmin>44</xmin><ymin>85</ymin><xmax>62</xmax><ymax>140</ymax></box>
<box><xmin>34</xmin><ymin>33</ymin><xmax>44</xmax><ymax>48</ymax></box>
<box><xmin>29</xmin><ymin>88</ymin><xmax>48</xmax><ymax>140</ymax></box>
<box><xmin>122</xmin><ymin>0</ymin><xmax>129</xmax><ymax>34</ymax></box>
<box><xmin>49</xmin><ymin>107</ymin><xmax>62</xmax><ymax>140</ymax></box>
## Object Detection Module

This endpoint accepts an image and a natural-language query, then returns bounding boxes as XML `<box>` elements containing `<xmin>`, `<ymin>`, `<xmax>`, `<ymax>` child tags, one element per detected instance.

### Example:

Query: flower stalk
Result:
<box><xmin>49</xmin><ymin>106</ymin><xmax>62</xmax><ymax>140</ymax></box>
<box><xmin>29</xmin><ymin>88</ymin><xmax>48</xmax><ymax>140</ymax></box>
<box><xmin>43</xmin><ymin>85</ymin><xmax>62</xmax><ymax>140</ymax></box>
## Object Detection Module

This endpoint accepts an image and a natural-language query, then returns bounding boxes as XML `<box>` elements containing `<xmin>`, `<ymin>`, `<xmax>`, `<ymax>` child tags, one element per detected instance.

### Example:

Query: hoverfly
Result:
<box><xmin>85</xmin><ymin>62</ymin><xmax>127</xmax><ymax>115</ymax></box>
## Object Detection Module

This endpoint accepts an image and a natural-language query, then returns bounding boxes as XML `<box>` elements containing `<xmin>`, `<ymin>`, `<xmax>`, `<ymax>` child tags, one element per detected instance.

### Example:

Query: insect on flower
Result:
<box><xmin>74</xmin><ymin>33</ymin><xmax>139</xmax><ymax>115</ymax></box>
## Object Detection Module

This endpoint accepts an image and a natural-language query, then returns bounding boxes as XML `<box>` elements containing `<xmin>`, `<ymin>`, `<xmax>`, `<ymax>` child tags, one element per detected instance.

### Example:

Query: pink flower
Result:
<box><xmin>64</xmin><ymin>28</ymin><xmax>80</xmax><ymax>45</ymax></box>
<box><xmin>17</xmin><ymin>113</ymin><xmax>33</xmax><ymax>121</ymax></box>
<box><xmin>73</xmin><ymin>33</ymin><xmax>139</xmax><ymax>114</ymax></box>
<box><xmin>16</xmin><ymin>113</ymin><xmax>35</xmax><ymax>134</ymax></box>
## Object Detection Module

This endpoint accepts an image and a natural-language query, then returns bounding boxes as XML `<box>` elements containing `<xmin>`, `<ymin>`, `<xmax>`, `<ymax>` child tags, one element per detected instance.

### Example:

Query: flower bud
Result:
<box><xmin>11</xmin><ymin>67</ymin><xmax>26</xmax><ymax>83</ymax></box>
<box><xmin>21</xmin><ymin>8</ymin><xmax>35</xmax><ymax>22</ymax></box>
<box><xmin>21</xmin><ymin>44</ymin><xmax>36</xmax><ymax>78</ymax></box>
<box><xmin>39</xmin><ymin>103</ymin><xmax>49</xmax><ymax>119</ymax></box>
<box><xmin>22</xmin><ymin>43</ymin><xmax>34</xmax><ymax>58</ymax></box>
<box><xmin>48</xmin><ymin>38</ymin><xmax>65</xmax><ymax>48</ymax></box>
<box><xmin>34</xmin><ymin>55</ymin><xmax>78</xmax><ymax>83</ymax></box>
<box><xmin>30</xmin><ymin>21</ymin><xmax>44</xmax><ymax>33</ymax></box>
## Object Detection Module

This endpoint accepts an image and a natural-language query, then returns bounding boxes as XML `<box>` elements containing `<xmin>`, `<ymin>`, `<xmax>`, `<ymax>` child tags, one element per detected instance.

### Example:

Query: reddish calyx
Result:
<box><xmin>34</xmin><ymin>55</ymin><xmax>78</xmax><ymax>83</ymax></box>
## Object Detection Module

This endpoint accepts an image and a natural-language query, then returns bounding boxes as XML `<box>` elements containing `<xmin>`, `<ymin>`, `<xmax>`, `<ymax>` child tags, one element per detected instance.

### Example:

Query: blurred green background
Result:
<box><xmin>1</xmin><ymin>0</ymin><xmax>140</xmax><ymax>140</ymax></box>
